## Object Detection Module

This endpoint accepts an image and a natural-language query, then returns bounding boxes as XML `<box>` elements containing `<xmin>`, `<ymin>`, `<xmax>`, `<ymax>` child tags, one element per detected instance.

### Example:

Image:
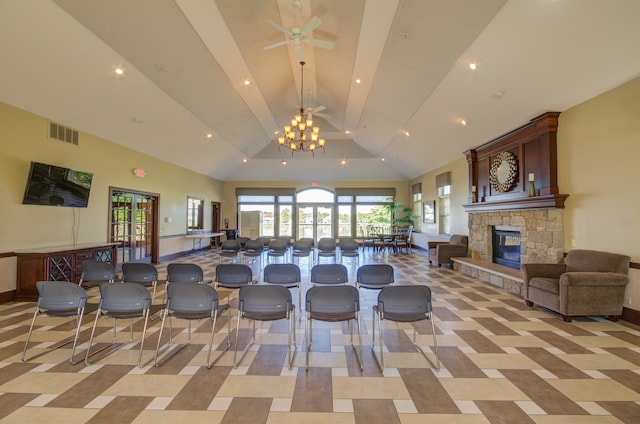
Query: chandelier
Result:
<box><xmin>278</xmin><ymin>61</ymin><xmax>326</xmax><ymax>156</ymax></box>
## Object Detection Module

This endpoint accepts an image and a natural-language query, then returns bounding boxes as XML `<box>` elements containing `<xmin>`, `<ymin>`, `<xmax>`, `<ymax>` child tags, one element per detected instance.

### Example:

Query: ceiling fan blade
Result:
<box><xmin>309</xmin><ymin>105</ymin><xmax>326</xmax><ymax>113</ymax></box>
<box><xmin>300</xmin><ymin>16</ymin><xmax>321</xmax><ymax>34</ymax></box>
<box><xmin>304</xmin><ymin>38</ymin><xmax>334</xmax><ymax>50</ymax></box>
<box><xmin>266</xmin><ymin>19</ymin><xmax>292</xmax><ymax>35</ymax></box>
<box><xmin>294</xmin><ymin>43</ymin><xmax>305</xmax><ymax>61</ymax></box>
<box><xmin>263</xmin><ymin>40</ymin><xmax>290</xmax><ymax>50</ymax></box>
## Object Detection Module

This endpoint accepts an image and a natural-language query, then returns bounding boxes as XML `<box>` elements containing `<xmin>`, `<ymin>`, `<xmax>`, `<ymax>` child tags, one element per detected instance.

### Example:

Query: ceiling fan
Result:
<box><xmin>263</xmin><ymin>15</ymin><xmax>334</xmax><ymax>61</ymax></box>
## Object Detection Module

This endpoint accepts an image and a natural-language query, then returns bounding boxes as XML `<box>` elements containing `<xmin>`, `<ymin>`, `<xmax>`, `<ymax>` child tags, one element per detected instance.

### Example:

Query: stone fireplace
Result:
<box><xmin>468</xmin><ymin>209</ymin><xmax>565</xmax><ymax>266</ymax></box>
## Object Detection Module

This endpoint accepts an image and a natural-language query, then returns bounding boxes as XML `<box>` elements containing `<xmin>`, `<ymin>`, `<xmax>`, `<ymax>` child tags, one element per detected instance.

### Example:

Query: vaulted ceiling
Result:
<box><xmin>1</xmin><ymin>0</ymin><xmax>639</xmax><ymax>182</ymax></box>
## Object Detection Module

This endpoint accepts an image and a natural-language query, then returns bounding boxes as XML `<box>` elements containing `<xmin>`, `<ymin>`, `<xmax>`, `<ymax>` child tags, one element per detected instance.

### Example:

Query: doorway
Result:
<box><xmin>110</xmin><ymin>188</ymin><xmax>159</xmax><ymax>267</ymax></box>
<box><xmin>297</xmin><ymin>205</ymin><xmax>333</xmax><ymax>241</ymax></box>
<box><xmin>211</xmin><ymin>201</ymin><xmax>221</xmax><ymax>246</ymax></box>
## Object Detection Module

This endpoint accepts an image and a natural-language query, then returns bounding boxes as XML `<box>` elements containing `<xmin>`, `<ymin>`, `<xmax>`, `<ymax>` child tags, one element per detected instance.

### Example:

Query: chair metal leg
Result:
<box><xmin>305</xmin><ymin>316</ymin><xmax>311</xmax><ymax>371</ymax></box>
<box><xmin>234</xmin><ymin>313</ymin><xmax>257</xmax><ymax>368</ymax></box>
<box><xmin>22</xmin><ymin>307</ymin><xmax>86</xmax><ymax>365</ymax></box>
<box><xmin>350</xmin><ymin>313</ymin><xmax>363</xmax><ymax>372</ymax></box>
<box><xmin>370</xmin><ymin>309</ymin><xmax>384</xmax><ymax>372</ymax></box>
<box><xmin>207</xmin><ymin>303</ymin><xmax>231</xmax><ymax>369</ymax></box>
<box><xmin>287</xmin><ymin>308</ymin><xmax>297</xmax><ymax>369</ymax></box>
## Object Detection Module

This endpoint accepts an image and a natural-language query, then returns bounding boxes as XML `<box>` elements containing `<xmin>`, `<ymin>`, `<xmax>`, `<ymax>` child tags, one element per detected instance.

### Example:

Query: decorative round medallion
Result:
<box><xmin>489</xmin><ymin>151</ymin><xmax>518</xmax><ymax>192</ymax></box>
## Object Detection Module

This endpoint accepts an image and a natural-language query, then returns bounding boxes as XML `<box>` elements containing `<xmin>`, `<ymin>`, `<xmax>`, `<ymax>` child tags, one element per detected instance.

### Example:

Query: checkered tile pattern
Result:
<box><xmin>2</xmin><ymin>249</ymin><xmax>639</xmax><ymax>423</ymax></box>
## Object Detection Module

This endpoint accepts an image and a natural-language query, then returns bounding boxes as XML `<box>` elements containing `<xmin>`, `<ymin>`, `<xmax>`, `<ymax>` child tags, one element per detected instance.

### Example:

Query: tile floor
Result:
<box><xmin>1</xmin><ymin>248</ymin><xmax>639</xmax><ymax>423</ymax></box>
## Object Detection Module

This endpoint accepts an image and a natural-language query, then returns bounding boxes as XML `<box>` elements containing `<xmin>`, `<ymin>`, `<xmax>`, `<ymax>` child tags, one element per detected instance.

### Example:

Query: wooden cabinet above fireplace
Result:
<box><xmin>463</xmin><ymin>112</ymin><xmax>569</xmax><ymax>212</ymax></box>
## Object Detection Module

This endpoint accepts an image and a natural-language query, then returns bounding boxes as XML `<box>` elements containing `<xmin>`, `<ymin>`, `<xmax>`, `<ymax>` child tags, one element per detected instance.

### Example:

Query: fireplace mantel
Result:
<box><xmin>463</xmin><ymin>112</ymin><xmax>569</xmax><ymax>212</ymax></box>
<box><xmin>463</xmin><ymin>193</ymin><xmax>569</xmax><ymax>212</ymax></box>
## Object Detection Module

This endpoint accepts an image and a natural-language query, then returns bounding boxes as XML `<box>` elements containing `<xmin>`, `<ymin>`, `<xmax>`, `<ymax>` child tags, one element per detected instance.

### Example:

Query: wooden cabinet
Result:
<box><xmin>15</xmin><ymin>243</ymin><xmax>118</xmax><ymax>300</ymax></box>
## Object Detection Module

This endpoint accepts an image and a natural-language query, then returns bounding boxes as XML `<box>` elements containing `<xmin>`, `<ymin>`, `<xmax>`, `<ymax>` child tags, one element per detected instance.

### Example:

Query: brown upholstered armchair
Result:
<box><xmin>521</xmin><ymin>249</ymin><xmax>630</xmax><ymax>322</ymax></box>
<box><xmin>428</xmin><ymin>235</ymin><xmax>468</xmax><ymax>267</ymax></box>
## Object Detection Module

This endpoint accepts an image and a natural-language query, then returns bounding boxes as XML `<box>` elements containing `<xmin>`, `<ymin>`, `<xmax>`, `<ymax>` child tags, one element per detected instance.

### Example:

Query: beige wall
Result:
<box><xmin>221</xmin><ymin>180</ymin><xmax>410</xmax><ymax>230</ymax></box>
<box><xmin>409</xmin><ymin>157</ymin><xmax>469</xmax><ymax>250</ymax></box>
<box><xmin>0</xmin><ymin>101</ymin><xmax>223</xmax><ymax>291</ymax></box>
<box><xmin>557</xmin><ymin>77</ymin><xmax>640</xmax><ymax>311</ymax></box>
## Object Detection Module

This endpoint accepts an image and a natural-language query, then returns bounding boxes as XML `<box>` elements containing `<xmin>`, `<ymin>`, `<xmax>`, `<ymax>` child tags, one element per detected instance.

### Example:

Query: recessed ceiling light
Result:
<box><xmin>281</xmin><ymin>159</ymin><xmax>287</xmax><ymax>166</ymax></box>
<box><xmin>340</xmin><ymin>159</ymin><xmax>347</xmax><ymax>166</ymax></box>
<box><xmin>206</xmin><ymin>133</ymin><xmax>213</xmax><ymax>139</ymax></box>
<box><xmin>243</xmin><ymin>79</ymin><xmax>251</xmax><ymax>86</ymax></box>
<box><xmin>492</xmin><ymin>90</ymin><xmax>505</xmax><ymax>99</ymax></box>
<box><xmin>381</xmin><ymin>157</ymin><xmax>385</xmax><ymax>162</ymax></box>
<box><xmin>344</xmin><ymin>130</ymin><xmax>351</xmax><ymax>134</ymax></box>
<box><xmin>355</xmin><ymin>78</ymin><xmax>361</xmax><ymax>84</ymax></box>
<box><xmin>402</xmin><ymin>130</ymin><xmax>410</xmax><ymax>137</ymax></box>
<box><xmin>468</xmin><ymin>62</ymin><xmax>477</xmax><ymax>70</ymax></box>
<box><xmin>242</xmin><ymin>158</ymin><xmax>248</xmax><ymax>163</ymax></box>
<box><xmin>460</xmin><ymin>119</ymin><xmax>467</xmax><ymax>126</ymax></box>
<box><xmin>114</xmin><ymin>66</ymin><xmax>126</xmax><ymax>76</ymax></box>
<box><xmin>131</xmin><ymin>117</ymin><xmax>143</xmax><ymax>124</ymax></box>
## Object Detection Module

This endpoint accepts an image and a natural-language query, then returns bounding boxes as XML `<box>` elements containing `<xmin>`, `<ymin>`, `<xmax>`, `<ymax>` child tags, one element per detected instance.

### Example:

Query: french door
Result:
<box><xmin>110</xmin><ymin>188</ymin><xmax>159</xmax><ymax>267</ymax></box>
<box><xmin>297</xmin><ymin>205</ymin><xmax>333</xmax><ymax>241</ymax></box>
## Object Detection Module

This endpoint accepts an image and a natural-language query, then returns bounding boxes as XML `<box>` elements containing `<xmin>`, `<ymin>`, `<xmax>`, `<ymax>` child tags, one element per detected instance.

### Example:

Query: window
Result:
<box><xmin>338</xmin><ymin>205</ymin><xmax>351</xmax><ymax>237</ymax></box>
<box><xmin>435</xmin><ymin>172</ymin><xmax>451</xmax><ymax>235</ymax></box>
<box><xmin>355</xmin><ymin>204</ymin><xmax>391</xmax><ymax>237</ymax></box>
<box><xmin>236</xmin><ymin>189</ymin><xmax>295</xmax><ymax>238</ymax></box>
<box><xmin>187</xmin><ymin>196</ymin><xmax>204</xmax><ymax>231</ymax></box>
<box><xmin>238</xmin><ymin>204</ymin><xmax>274</xmax><ymax>237</ymax></box>
<box><xmin>438</xmin><ymin>185</ymin><xmax>451</xmax><ymax>235</ymax></box>
<box><xmin>279</xmin><ymin>204</ymin><xmax>292</xmax><ymax>236</ymax></box>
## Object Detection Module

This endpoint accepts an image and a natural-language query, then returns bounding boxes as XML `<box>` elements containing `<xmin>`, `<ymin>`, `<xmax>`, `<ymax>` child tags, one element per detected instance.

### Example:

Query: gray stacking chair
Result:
<box><xmin>237</xmin><ymin>236</ymin><xmax>250</xmax><ymax>251</ymax></box>
<box><xmin>234</xmin><ymin>285</ymin><xmax>296</xmax><ymax>369</ymax></box>
<box><xmin>267</xmin><ymin>239</ymin><xmax>288</xmax><ymax>264</ymax></box>
<box><xmin>339</xmin><ymin>237</ymin><xmax>360</xmax><ymax>269</ymax></box>
<box><xmin>154</xmin><ymin>283</ymin><xmax>230</xmax><ymax>368</ymax></box>
<box><xmin>263</xmin><ymin>263</ymin><xmax>302</xmax><ymax>317</ymax></box>
<box><xmin>371</xmin><ymin>285</ymin><xmax>439</xmax><ymax>372</ymax></box>
<box><xmin>292</xmin><ymin>239</ymin><xmax>313</xmax><ymax>268</ymax></box>
<box><xmin>242</xmin><ymin>239</ymin><xmax>264</xmax><ymax>272</ymax></box>
<box><xmin>166</xmin><ymin>263</ymin><xmax>211</xmax><ymax>284</ymax></box>
<box><xmin>310</xmin><ymin>264</ymin><xmax>349</xmax><ymax>285</ymax></box>
<box><xmin>121</xmin><ymin>262</ymin><xmax>161</xmax><ymax>303</ymax></box>
<box><xmin>22</xmin><ymin>281</ymin><xmax>88</xmax><ymax>365</ymax></box>
<box><xmin>214</xmin><ymin>263</ymin><xmax>254</xmax><ymax>304</ymax></box>
<box><xmin>356</xmin><ymin>264</ymin><xmax>394</xmax><ymax>291</ymax></box>
<box><xmin>305</xmin><ymin>285</ymin><xmax>362</xmax><ymax>371</ymax></box>
<box><xmin>79</xmin><ymin>260</ymin><xmax>117</xmax><ymax>289</ymax></box>
<box><xmin>316</xmin><ymin>237</ymin><xmax>337</xmax><ymax>264</ymax></box>
<box><xmin>85</xmin><ymin>282</ymin><xmax>152</xmax><ymax>367</ymax></box>
<box><xmin>219</xmin><ymin>239</ymin><xmax>241</xmax><ymax>264</ymax></box>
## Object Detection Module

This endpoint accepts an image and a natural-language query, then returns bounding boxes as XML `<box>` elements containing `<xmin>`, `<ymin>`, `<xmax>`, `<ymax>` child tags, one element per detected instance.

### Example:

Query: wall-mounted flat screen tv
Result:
<box><xmin>22</xmin><ymin>161</ymin><xmax>93</xmax><ymax>207</ymax></box>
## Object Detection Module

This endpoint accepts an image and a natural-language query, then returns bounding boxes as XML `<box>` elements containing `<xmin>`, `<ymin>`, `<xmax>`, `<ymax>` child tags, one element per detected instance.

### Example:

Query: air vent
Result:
<box><xmin>49</xmin><ymin>121</ymin><xmax>79</xmax><ymax>145</ymax></box>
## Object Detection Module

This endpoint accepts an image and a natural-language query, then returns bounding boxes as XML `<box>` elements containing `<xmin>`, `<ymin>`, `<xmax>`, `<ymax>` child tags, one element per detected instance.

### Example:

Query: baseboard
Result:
<box><xmin>0</xmin><ymin>290</ymin><xmax>16</xmax><ymax>304</ymax></box>
<box><xmin>621</xmin><ymin>306</ymin><xmax>640</xmax><ymax>326</ymax></box>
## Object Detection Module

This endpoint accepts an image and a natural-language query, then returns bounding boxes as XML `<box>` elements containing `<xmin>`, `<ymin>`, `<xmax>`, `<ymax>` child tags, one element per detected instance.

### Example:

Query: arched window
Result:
<box><xmin>296</xmin><ymin>188</ymin><xmax>335</xmax><ymax>203</ymax></box>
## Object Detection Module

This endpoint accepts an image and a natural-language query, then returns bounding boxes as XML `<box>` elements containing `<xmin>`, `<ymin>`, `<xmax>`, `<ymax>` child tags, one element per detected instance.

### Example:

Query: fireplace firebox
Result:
<box><xmin>492</xmin><ymin>228</ymin><xmax>521</xmax><ymax>270</ymax></box>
